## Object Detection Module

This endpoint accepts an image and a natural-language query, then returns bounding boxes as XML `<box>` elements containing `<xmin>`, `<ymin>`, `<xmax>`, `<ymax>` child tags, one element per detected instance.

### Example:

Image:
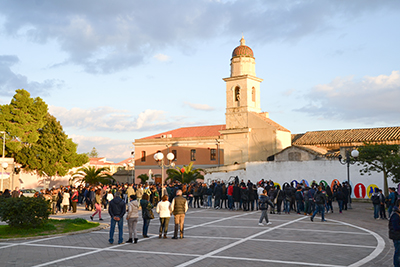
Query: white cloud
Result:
<box><xmin>0</xmin><ymin>55</ymin><xmax>63</xmax><ymax>97</ymax></box>
<box><xmin>296</xmin><ymin>70</ymin><xmax>400</xmax><ymax>124</ymax></box>
<box><xmin>49</xmin><ymin>106</ymin><xmax>185</xmax><ymax>132</ymax></box>
<box><xmin>184</xmin><ymin>101</ymin><xmax>215</xmax><ymax>111</ymax></box>
<box><xmin>154</xmin><ymin>53</ymin><xmax>171</xmax><ymax>62</ymax></box>
<box><xmin>1</xmin><ymin>1</ymin><xmax>398</xmax><ymax>74</ymax></box>
<box><xmin>70</xmin><ymin>134</ymin><xmax>132</xmax><ymax>163</ymax></box>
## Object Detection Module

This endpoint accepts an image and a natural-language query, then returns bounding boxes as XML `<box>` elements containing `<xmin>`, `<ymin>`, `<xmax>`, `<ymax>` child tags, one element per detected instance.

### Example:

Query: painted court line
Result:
<box><xmin>30</xmin><ymin>210</ymin><xmax>256</xmax><ymax>267</ymax></box>
<box><xmin>251</xmin><ymin>238</ymin><xmax>376</xmax><ymax>249</ymax></box>
<box><xmin>331</xmin><ymin>219</ymin><xmax>385</xmax><ymax>267</ymax></box>
<box><xmin>175</xmin><ymin>216</ymin><xmax>307</xmax><ymax>267</ymax></box>
<box><xmin>0</xmin><ymin>236</ymin><xmax>62</xmax><ymax>250</ymax></box>
<box><xmin>209</xmin><ymin>255</ymin><xmax>346</xmax><ymax>267</ymax></box>
<box><xmin>281</xmin><ymin>228</ymin><xmax>370</xmax><ymax>235</ymax></box>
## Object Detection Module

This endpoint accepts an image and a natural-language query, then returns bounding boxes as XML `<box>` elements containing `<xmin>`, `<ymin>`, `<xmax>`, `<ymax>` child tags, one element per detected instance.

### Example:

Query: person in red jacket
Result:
<box><xmin>70</xmin><ymin>188</ymin><xmax>79</xmax><ymax>213</ymax></box>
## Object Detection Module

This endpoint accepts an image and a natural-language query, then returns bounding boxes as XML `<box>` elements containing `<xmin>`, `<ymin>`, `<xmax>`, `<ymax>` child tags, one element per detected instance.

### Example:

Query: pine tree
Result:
<box><xmin>1</xmin><ymin>89</ymin><xmax>89</xmax><ymax>177</ymax></box>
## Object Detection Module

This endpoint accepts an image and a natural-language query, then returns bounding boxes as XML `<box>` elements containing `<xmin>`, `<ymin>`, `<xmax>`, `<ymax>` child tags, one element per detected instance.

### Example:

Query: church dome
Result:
<box><xmin>232</xmin><ymin>37</ymin><xmax>254</xmax><ymax>58</ymax></box>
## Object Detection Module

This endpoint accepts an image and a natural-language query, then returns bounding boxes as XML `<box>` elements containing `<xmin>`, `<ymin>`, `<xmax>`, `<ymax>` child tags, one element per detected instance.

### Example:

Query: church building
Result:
<box><xmin>133</xmin><ymin>37</ymin><xmax>291</xmax><ymax>183</ymax></box>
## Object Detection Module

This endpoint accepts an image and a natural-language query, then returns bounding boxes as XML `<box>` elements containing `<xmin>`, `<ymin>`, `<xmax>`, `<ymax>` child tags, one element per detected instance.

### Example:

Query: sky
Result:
<box><xmin>1</xmin><ymin>0</ymin><xmax>400</xmax><ymax>163</ymax></box>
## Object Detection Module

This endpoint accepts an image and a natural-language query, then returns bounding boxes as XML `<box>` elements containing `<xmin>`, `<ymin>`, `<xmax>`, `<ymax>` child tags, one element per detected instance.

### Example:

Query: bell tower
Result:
<box><xmin>223</xmin><ymin>37</ymin><xmax>263</xmax><ymax>130</ymax></box>
<box><xmin>220</xmin><ymin>37</ymin><xmax>291</xmax><ymax>165</ymax></box>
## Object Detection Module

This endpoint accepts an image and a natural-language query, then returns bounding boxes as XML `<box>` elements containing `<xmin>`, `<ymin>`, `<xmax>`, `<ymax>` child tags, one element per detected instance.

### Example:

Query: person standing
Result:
<box><xmin>108</xmin><ymin>191</ymin><xmax>126</xmax><ymax>244</ymax></box>
<box><xmin>136</xmin><ymin>184</ymin><xmax>143</xmax><ymax>204</ymax></box>
<box><xmin>371</xmin><ymin>188</ymin><xmax>381</xmax><ymax>220</ymax></box>
<box><xmin>90</xmin><ymin>189</ymin><xmax>103</xmax><ymax>221</ymax></box>
<box><xmin>11</xmin><ymin>187</ymin><xmax>20</xmax><ymax>198</ymax></box>
<box><xmin>227</xmin><ymin>183</ymin><xmax>234</xmax><ymax>210</ymax></box>
<box><xmin>388</xmin><ymin>187</ymin><xmax>397</xmax><ymax>218</ymax></box>
<box><xmin>140</xmin><ymin>193</ymin><xmax>153</xmax><ymax>238</ymax></box>
<box><xmin>61</xmin><ymin>189</ymin><xmax>70</xmax><ymax>214</ymax></box>
<box><xmin>126</xmin><ymin>194</ymin><xmax>139</xmax><ymax>244</ymax></box>
<box><xmin>258</xmin><ymin>189</ymin><xmax>274</xmax><ymax>226</ymax></box>
<box><xmin>170</xmin><ymin>189</ymin><xmax>188</xmax><ymax>239</ymax></box>
<box><xmin>70</xmin><ymin>188</ymin><xmax>79</xmax><ymax>213</ymax></box>
<box><xmin>389</xmin><ymin>199</ymin><xmax>400</xmax><ymax>267</ymax></box>
<box><xmin>156</xmin><ymin>194</ymin><xmax>171</xmax><ymax>239</ymax></box>
<box><xmin>379</xmin><ymin>189</ymin><xmax>387</xmax><ymax>220</ymax></box>
<box><xmin>310</xmin><ymin>186</ymin><xmax>327</xmax><ymax>222</ymax></box>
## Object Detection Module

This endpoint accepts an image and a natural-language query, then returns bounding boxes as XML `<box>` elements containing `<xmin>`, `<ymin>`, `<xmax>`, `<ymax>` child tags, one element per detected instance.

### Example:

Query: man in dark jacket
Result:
<box><xmin>258</xmin><ymin>189</ymin><xmax>274</xmax><ymax>226</ymax></box>
<box><xmin>213</xmin><ymin>182</ymin><xmax>222</xmax><ymax>209</ymax></box>
<box><xmin>108</xmin><ymin>191</ymin><xmax>126</xmax><ymax>244</ymax></box>
<box><xmin>310</xmin><ymin>186</ymin><xmax>327</xmax><ymax>222</ymax></box>
<box><xmin>389</xmin><ymin>199</ymin><xmax>400</xmax><ymax>267</ymax></box>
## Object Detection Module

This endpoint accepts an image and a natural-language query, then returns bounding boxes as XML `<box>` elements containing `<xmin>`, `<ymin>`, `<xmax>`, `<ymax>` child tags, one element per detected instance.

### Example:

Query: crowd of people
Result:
<box><xmin>2</xmin><ymin>179</ymin><xmax>400</xmax><ymax>265</ymax></box>
<box><xmin>1</xmin><ymin>178</ymin><xmax>397</xmax><ymax>222</ymax></box>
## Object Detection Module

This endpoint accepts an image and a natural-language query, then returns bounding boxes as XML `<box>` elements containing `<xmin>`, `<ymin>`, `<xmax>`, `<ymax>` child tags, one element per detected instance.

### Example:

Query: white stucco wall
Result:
<box><xmin>205</xmin><ymin>160</ymin><xmax>397</xmax><ymax>199</ymax></box>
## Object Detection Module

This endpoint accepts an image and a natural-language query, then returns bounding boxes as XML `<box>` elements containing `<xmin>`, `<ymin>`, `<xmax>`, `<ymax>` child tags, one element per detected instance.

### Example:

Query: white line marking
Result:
<box><xmin>331</xmin><ymin>219</ymin><xmax>385</xmax><ymax>267</ymax></box>
<box><xmin>30</xmin><ymin>210</ymin><xmax>258</xmax><ymax>266</ymax></box>
<box><xmin>280</xmin><ymin>228</ymin><xmax>370</xmax><ymax>235</ymax></box>
<box><xmin>210</xmin><ymin>255</ymin><xmax>346</xmax><ymax>267</ymax></box>
<box><xmin>251</xmin><ymin>238</ymin><xmax>376</xmax><ymax>249</ymax></box>
<box><xmin>175</xmin><ymin>216</ymin><xmax>306</xmax><ymax>267</ymax></box>
<box><xmin>0</xmin><ymin>236</ymin><xmax>62</xmax><ymax>250</ymax></box>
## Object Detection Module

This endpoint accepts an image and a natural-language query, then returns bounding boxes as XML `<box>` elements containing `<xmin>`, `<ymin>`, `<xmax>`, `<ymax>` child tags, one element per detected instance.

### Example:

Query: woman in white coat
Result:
<box><xmin>61</xmin><ymin>189</ymin><xmax>70</xmax><ymax>214</ymax></box>
<box><xmin>156</xmin><ymin>194</ymin><xmax>171</xmax><ymax>238</ymax></box>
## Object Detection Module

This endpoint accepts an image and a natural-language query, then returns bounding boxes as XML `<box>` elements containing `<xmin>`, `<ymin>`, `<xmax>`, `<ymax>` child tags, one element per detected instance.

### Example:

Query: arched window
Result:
<box><xmin>252</xmin><ymin>87</ymin><xmax>256</xmax><ymax>102</ymax></box>
<box><xmin>235</xmin><ymin>86</ymin><xmax>240</xmax><ymax>101</ymax></box>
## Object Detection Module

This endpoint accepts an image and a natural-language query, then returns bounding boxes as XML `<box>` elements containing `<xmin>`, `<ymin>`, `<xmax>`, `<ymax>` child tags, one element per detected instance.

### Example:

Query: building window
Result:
<box><xmin>210</xmin><ymin>149</ymin><xmax>216</xmax><ymax>161</ymax></box>
<box><xmin>235</xmin><ymin>86</ymin><xmax>240</xmax><ymax>101</ymax></box>
<box><xmin>190</xmin><ymin>149</ymin><xmax>196</xmax><ymax>161</ymax></box>
<box><xmin>141</xmin><ymin>151</ymin><xmax>146</xmax><ymax>162</ymax></box>
<box><xmin>172</xmin><ymin>150</ymin><xmax>177</xmax><ymax>161</ymax></box>
<box><xmin>252</xmin><ymin>87</ymin><xmax>256</xmax><ymax>102</ymax></box>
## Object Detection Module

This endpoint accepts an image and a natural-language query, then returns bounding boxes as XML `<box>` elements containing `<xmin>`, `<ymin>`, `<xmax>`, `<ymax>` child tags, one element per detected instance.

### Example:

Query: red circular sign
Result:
<box><xmin>354</xmin><ymin>183</ymin><xmax>366</xmax><ymax>199</ymax></box>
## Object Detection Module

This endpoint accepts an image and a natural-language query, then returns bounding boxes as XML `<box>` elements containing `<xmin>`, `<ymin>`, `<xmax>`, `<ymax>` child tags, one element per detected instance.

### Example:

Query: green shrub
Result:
<box><xmin>0</xmin><ymin>197</ymin><xmax>51</xmax><ymax>228</ymax></box>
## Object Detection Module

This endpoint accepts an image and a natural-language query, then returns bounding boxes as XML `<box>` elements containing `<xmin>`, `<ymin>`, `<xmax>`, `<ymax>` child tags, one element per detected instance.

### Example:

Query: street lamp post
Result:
<box><xmin>338</xmin><ymin>149</ymin><xmax>359</xmax><ymax>209</ymax></box>
<box><xmin>154</xmin><ymin>152</ymin><xmax>175</xmax><ymax>187</ymax></box>
<box><xmin>130</xmin><ymin>149</ymin><xmax>135</xmax><ymax>184</ymax></box>
<box><xmin>0</xmin><ymin>131</ymin><xmax>7</xmax><ymax>192</ymax></box>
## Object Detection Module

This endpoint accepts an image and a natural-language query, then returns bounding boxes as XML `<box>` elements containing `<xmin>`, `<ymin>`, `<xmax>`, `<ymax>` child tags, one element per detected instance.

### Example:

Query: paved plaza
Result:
<box><xmin>0</xmin><ymin>202</ymin><xmax>395</xmax><ymax>266</ymax></box>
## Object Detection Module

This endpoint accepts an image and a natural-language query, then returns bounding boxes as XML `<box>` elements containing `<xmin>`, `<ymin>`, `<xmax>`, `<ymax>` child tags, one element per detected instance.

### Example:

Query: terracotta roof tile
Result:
<box><xmin>293</xmin><ymin>126</ymin><xmax>400</xmax><ymax>145</ymax></box>
<box><xmin>140</xmin><ymin>124</ymin><xmax>226</xmax><ymax>140</ymax></box>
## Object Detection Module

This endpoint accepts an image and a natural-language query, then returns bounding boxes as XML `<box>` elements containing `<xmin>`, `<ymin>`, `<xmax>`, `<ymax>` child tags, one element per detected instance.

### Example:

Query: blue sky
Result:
<box><xmin>1</xmin><ymin>0</ymin><xmax>399</xmax><ymax>162</ymax></box>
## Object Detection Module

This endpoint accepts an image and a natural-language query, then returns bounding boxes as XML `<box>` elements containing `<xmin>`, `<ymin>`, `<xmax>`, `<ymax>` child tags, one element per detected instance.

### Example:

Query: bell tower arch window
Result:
<box><xmin>235</xmin><ymin>86</ymin><xmax>240</xmax><ymax>102</ymax></box>
<box><xmin>252</xmin><ymin>87</ymin><xmax>256</xmax><ymax>102</ymax></box>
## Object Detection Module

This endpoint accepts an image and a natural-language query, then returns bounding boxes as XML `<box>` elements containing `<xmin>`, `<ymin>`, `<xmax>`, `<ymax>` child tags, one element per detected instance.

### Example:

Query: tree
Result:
<box><xmin>137</xmin><ymin>174</ymin><xmax>149</xmax><ymax>184</ymax></box>
<box><xmin>70</xmin><ymin>166</ymin><xmax>115</xmax><ymax>185</ymax></box>
<box><xmin>0</xmin><ymin>89</ymin><xmax>47</xmax><ymax>155</ymax></box>
<box><xmin>357</xmin><ymin>143</ymin><xmax>400</xmax><ymax>196</ymax></box>
<box><xmin>16</xmin><ymin>114</ymin><xmax>88</xmax><ymax>176</ymax></box>
<box><xmin>166</xmin><ymin>162</ymin><xmax>204</xmax><ymax>184</ymax></box>
<box><xmin>89</xmin><ymin>147</ymin><xmax>99</xmax><ymax>158</ymax></box>
<box><xmin>0</xmin><ymin>89</ymin><xmax>88</xmax><ymax>176</ymax></box>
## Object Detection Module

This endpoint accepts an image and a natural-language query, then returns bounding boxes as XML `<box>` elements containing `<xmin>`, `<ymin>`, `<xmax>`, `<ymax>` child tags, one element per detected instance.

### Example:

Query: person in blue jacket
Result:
<box><xmin>389</xmin><ymin>199</ymin><xmax>400</xmax><ymax>267</ymax></box>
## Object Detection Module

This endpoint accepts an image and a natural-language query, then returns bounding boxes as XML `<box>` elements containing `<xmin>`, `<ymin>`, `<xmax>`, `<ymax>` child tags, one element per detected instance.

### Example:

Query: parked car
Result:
<box><xmin>20</xmin><ymin>189</ymin><xmax>38</xmax><ymax>197</ymax></box>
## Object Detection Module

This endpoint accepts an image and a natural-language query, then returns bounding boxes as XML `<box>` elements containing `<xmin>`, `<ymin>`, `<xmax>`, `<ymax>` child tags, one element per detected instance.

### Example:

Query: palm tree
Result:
<box><xmin>137</xmin><ymin>173</ymin><xmax>149</xmax><ymax>184</ymax></box>
<box><xmin>70</xmin><ymin>166</ymin><xmax>115</xmax><ymax>185</ymax></box>
<box><xmin>166</xmin><ymin>162</ymin><xmax>204</xmax><ymax>184</ymax></box>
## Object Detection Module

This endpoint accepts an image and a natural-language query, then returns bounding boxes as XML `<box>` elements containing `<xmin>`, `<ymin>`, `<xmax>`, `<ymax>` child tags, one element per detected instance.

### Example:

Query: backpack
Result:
<box><xmin>371</xmin><ymin>194</ymin><xmax>380</xmax><ymax>204</ymax></box>
<box><xmin>315</xmin><ymin>192</ymin><xmax>324</xmax><ymax>204</ymax></box>
<box><xmin>295</xmin><ymin>190</ymin><xmax>303</xmax><ymax>201</ymax></box>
